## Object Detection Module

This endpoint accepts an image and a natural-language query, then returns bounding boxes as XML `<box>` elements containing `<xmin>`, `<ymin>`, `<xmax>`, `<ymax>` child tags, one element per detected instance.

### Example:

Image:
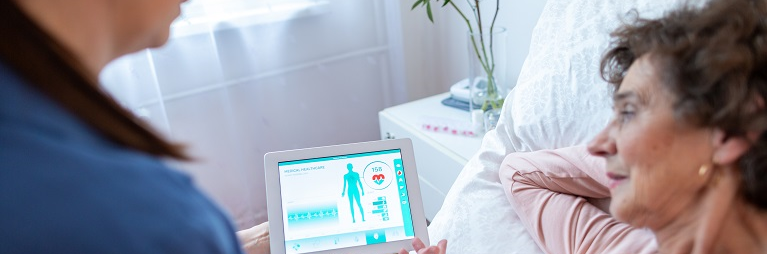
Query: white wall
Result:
<box><xmin>399</xmin><ymin>0</ymin><xmax>548</xmax><ymax>101</ymax></box>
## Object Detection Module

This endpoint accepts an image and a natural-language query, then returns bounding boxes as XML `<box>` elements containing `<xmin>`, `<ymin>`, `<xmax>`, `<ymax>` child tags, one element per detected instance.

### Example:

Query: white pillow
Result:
<box><xmin>508</xmin><ymin>0</ymin><xmax>689</xmax><ymax>152</ymax></box>
<box><xmin>427</xmin><ymin>1</ymin><xmax>689</xmax><ymax>253</ymax></box>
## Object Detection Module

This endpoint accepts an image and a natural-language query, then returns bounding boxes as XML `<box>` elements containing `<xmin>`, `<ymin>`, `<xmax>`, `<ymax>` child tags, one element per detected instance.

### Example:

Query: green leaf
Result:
<box><xmin>442</xmin><ymin>0</ymin><xmax>451</xmax><ymax>7</ymax></box>
<box><xmin>426</xmin><ymin>1</ymin><xmax>433</xmax><ymax>22</ymax></box>
<box><xmin>411</xmin><ymin>0</ymin><xmax>424</xmax><ymax>10</ymax></box>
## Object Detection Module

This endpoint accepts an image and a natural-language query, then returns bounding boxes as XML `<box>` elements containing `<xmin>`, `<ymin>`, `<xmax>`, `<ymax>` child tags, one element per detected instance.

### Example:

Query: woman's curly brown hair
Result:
<box><xmin>600</xmin><ymin>0</ymin><xmax>767</xmax><ymax>209</ymax></box>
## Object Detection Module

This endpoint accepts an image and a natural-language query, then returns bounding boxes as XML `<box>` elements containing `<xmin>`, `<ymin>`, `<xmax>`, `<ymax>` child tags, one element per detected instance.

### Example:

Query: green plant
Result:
<box><xmin>411</xmin><ymin>0</ymin><xmax>503</xmax><ymax>111</ymax></box>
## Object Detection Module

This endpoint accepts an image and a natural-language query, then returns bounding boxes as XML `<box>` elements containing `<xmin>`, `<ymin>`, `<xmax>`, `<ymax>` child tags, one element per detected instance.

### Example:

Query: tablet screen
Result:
<box><xmin>277</xmin><ymin>149</ymin><xmax>415</xmax><ymax>254</ymax></box>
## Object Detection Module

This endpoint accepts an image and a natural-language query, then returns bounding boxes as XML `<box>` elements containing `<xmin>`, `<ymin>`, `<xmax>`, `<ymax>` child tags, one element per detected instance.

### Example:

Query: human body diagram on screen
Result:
<box><xmin>342</xmin><ymin>163</ymin><xmax>366</xmax><ymax>223</ymax></box>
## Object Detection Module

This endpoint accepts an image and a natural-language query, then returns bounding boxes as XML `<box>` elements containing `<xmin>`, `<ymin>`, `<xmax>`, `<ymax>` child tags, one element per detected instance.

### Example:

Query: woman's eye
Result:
<box><xmin>619</xmin><ymin>110</ymin><xmax>635</xmax><ymax>123</ymax></box>
<box><xmin>611</xmin><ymin>102</ymin><xmax>637</xmax><ymax>126</ymax></box>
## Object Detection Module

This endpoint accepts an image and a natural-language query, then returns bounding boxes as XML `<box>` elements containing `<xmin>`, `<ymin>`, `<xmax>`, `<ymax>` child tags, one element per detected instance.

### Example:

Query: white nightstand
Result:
<box><xmin>378</xmin><ymin>92</ymin><xmax>482</xmax><ymax>221</ymax></box>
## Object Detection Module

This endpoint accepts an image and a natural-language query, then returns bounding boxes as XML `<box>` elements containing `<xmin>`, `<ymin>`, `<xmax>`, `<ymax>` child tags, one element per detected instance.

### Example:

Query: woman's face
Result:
<box><xmin>112</xmin><ymin>0</ymin><xmax>186</xmax><ymax>53</ymax></box>
<box><xmin>587</xmin><ymin>56</ymin><xmax>713</xmax><ymax>230</ymax></box>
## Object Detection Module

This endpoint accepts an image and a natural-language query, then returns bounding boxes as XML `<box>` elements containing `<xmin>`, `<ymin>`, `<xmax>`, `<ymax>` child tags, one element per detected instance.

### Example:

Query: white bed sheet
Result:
<box><xmin>427</xmin><ymin>100</ymin><xmax>543</xmax><ymax>253</ymax></box>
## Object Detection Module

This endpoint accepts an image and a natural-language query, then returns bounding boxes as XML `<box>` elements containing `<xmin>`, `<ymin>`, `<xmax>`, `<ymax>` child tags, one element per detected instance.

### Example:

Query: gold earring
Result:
<box><xmin>699</xmin><ymin>165</ymin><xmax>709</xmax><ymax>176</ymax></box>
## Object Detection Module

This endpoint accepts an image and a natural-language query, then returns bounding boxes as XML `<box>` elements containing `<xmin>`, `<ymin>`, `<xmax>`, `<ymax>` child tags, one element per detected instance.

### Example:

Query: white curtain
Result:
<box><xmin>100</xmin><ymin>0</ymin><xmax>406</xmax><ymax>229</ymax></box>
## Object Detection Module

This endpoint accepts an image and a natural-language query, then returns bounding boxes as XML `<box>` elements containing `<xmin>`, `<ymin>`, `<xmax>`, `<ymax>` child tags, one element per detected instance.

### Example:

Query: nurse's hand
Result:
<box><xmin>398</xmin><ymin>237</ymin><xmax>447</xmax><ymax>254</ymax></box>
<box><xmin>237</xmin><ymin>222</ymin><xmax>270</xmax><ymax>254</ymax></box>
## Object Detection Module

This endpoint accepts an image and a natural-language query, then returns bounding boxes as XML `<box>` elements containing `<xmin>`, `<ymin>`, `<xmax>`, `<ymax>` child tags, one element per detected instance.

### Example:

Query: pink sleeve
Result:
<box><xmin>499</xmin><ymin>145</ymin><xmax>657</xmax><ymax>254</ymax></box>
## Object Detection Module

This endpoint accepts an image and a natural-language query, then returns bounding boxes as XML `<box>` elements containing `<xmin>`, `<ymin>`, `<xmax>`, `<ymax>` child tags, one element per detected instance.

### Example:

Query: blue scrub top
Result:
<box><xmin>0</xmin><ymin>62</ymin><xmax>244</xmax><ymax>253</ymax></box>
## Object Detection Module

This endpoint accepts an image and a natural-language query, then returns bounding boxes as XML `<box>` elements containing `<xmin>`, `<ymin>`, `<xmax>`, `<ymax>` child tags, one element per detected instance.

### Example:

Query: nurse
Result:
<box><xmin>0</xmin><ymin>0</ymin><xmax>443</xmax><ymax>253</ymax></box>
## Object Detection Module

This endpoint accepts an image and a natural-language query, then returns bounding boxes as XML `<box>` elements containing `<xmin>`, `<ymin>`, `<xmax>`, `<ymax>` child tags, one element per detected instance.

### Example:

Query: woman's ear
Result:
<box><xmin>711</xmin><ymin>129</ymin><xmax>756</xmax><ymax>165</ymax></box>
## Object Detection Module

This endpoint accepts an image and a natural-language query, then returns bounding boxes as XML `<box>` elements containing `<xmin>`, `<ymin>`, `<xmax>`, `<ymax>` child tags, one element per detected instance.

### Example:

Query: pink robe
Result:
<box><xmin>500</xmin><ymin>145</ymin><xmax>657</xmax><ymax>254</ymax></box>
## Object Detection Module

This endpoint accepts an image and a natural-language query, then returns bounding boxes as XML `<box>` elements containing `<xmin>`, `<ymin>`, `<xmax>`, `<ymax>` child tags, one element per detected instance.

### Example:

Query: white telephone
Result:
<box><xmin>449</xmin><ymin>77</ymin><xmax>487</xmax><ymax>103</ymax></box>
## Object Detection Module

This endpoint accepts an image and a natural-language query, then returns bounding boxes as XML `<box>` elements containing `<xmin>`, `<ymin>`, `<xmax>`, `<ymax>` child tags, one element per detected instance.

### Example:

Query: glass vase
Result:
<box><xmin>468</xmin><ymin>26</ymin><xmax>509</xmax><ymax>133</ymax></box>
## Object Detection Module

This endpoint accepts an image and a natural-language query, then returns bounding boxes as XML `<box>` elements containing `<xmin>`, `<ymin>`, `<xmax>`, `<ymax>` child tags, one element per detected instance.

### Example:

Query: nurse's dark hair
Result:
<box><xmin>0</xmin><ymin>1</ymin><xmax>189</xmax><ymax>160</ymax></box>
<box><xmin>600</xmin><ymin>0</ymin><xmax>767</xmax><ymax>208</ymax></box>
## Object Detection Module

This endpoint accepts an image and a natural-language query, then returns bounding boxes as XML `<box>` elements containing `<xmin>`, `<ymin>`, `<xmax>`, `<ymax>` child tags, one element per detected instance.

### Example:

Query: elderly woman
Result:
<box><xmin>501</xmin><ymin>0</ymin><xmax>767</xmax><ymax>253</ymax></box>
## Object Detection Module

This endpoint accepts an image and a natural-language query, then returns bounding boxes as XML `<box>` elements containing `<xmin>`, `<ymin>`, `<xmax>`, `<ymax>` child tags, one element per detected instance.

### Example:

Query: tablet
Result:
<box><xmin>264</xmin><ymin>139</ymin><xmax>429</xmax><ymax>254</ymax></box>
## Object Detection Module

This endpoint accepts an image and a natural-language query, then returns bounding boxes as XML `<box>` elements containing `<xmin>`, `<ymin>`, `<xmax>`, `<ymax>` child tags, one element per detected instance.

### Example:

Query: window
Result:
<box><xmin>174</xmin><ymin>0</ymin><xmax>327</xmax><ymax>29</ymax></box>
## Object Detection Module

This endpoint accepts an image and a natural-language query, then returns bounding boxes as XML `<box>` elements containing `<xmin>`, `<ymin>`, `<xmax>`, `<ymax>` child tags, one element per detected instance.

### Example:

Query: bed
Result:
<box><xmin>425</xmin><ymin>0</ymin><xmax>691</xmax><ymax>253</ymax></box>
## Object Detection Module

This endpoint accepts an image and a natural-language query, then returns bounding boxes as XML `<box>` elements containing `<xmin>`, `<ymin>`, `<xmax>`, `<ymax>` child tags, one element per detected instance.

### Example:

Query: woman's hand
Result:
<box><xmin>398</xmin><ymin>237</ymin><xmax>447</xmax><ymax>254</ymax></box>
<box><xmin>236</xmin><ymin>222</ymin><xmax>270</xmax><ymax>254</ymax></box>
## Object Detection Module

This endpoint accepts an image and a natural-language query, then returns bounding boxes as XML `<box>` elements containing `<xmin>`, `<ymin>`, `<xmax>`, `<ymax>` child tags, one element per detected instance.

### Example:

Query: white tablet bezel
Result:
<box><xmin>264</xmin><ymin>139</ymin><xmax>429</xmax><ymax>254</ymax></box>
